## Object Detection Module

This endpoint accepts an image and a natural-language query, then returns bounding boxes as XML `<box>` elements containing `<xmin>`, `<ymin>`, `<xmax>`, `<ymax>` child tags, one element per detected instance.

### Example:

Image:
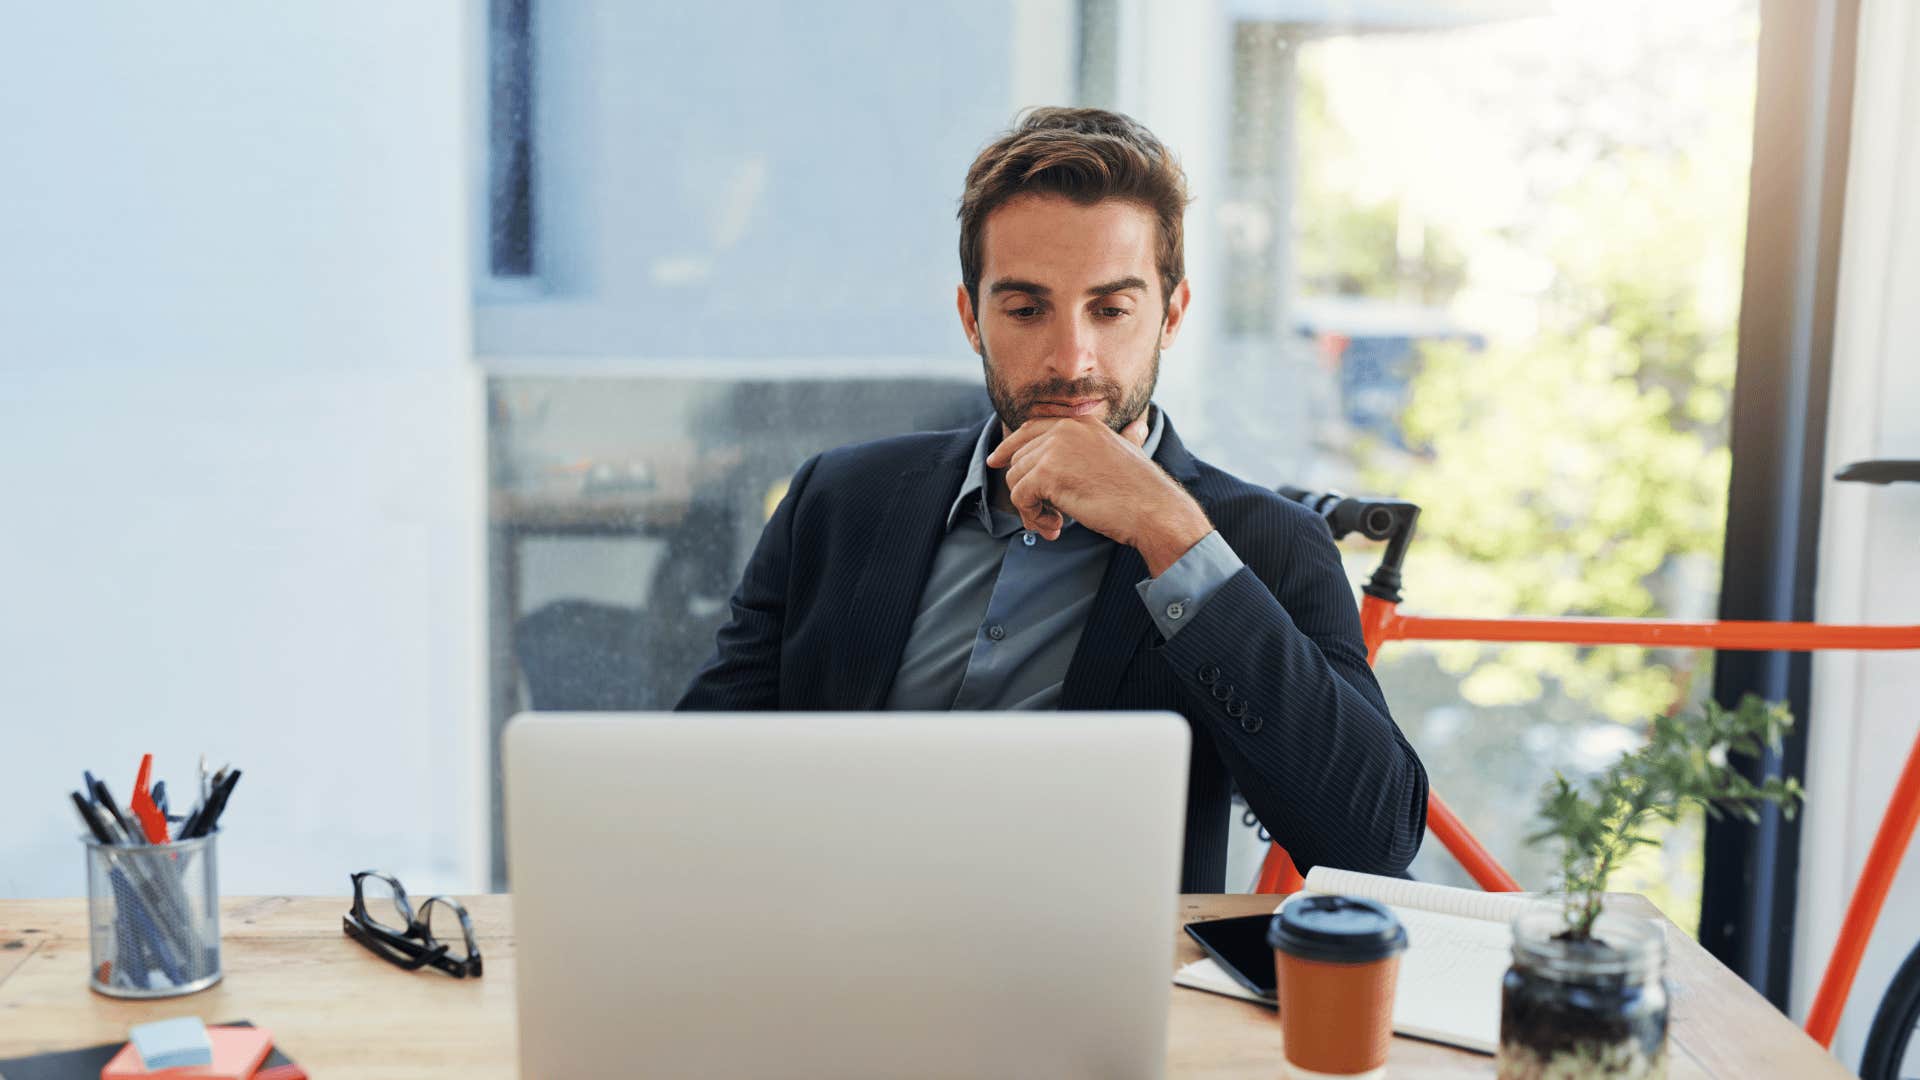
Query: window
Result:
<box><xmin>480</xmin><ymin>1</ymin><xmax>1760</xmax><ymax>927</ymax></box>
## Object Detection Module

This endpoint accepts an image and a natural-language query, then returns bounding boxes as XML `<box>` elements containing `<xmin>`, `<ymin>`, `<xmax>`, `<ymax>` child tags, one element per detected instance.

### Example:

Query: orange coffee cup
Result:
<box><xmin>1268</xmin><ymin>895</ymin><xmax>1408</xmax><ymax>1080</ymax></box>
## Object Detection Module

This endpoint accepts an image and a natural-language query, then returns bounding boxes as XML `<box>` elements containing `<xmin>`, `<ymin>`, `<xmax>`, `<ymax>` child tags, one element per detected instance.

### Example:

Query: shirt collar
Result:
<box><xmin>944</xmin><ymin>404</ymin><xmax>1167</xmax><ymax>533</ymax></box>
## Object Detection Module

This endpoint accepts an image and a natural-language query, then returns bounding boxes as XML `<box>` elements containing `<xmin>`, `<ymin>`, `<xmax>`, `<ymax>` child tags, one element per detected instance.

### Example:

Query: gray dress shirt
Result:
<box><xmin>884</xmin><ymin>406</ymin><xmax>1247</xmax><ymax>710</ymax></box>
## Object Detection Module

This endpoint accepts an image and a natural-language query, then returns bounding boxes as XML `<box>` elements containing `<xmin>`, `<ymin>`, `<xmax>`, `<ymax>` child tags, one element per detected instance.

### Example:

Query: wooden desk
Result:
<box><xmin>0</xmin><ymin>894</ymin><xmax>1848</xmax><ymax>1078</ymax></box>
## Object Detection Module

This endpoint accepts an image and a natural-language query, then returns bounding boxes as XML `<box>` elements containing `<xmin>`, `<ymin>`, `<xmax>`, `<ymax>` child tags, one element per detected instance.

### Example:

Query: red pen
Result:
<box><xmin>130</xmin><ymin>753</ymin><xmax>169</xmax><ymax>844</ymax></box>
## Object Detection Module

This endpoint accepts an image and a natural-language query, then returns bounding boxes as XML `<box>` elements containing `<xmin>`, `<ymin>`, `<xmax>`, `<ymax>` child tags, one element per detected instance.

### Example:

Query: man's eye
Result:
<box><xmin>1097</xmin><ymin>307</ymin><xmax>1131</xmax><ymax>319</ymax></box>
<box><xmin>1006</xmin><ymin>307</ymin><xmax>1041</xmax><ymax>320</ymax></box>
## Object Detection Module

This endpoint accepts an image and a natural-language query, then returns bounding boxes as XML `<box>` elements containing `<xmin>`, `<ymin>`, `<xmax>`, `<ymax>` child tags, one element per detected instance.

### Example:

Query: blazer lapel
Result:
<box><xmin>1059</xmin><ymin>413</ymin><xmax>1210</xmax><ymax>709</ymax></box>
<box><xmin>837</xmin><ymin>425</ymin><xmax>978</xmax><ymax>708</ymax></box>
<box><xmin>1059</xmin><ymin>544</ymin><xmax>1155</xmax><ymax>708</ymax></box>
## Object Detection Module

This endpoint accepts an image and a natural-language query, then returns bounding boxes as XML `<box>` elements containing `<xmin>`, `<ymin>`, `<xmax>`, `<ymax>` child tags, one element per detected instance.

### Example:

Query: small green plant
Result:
<box><xmin>1529</xmin><ymin>694</ymin><xmax>1805</xmax><ymax>940</ymax></box>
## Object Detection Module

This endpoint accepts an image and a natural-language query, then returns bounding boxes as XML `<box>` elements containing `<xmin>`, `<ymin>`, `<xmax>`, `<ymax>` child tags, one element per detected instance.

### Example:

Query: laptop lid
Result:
<box><xmin>504</xmin><ymin>710</ymin><xmax>1190</xmax><ymax>1080</ymax></box>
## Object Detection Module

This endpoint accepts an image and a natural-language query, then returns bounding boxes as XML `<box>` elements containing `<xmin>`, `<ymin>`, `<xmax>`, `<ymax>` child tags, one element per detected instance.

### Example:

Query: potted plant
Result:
<box><xmin>1497</xmin><ymin>695</ymin><xmax>1804</xmax><ymax>1080</ymax></box>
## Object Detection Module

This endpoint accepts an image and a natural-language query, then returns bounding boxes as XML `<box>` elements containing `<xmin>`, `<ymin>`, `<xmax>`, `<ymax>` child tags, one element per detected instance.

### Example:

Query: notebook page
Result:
<box><xmin>1300</xmin><ymin>866</ymin><xmax>1542</xmax><ymax>924</ymax></box>
<box><xmin>1379</xmin><ymin>906</ymin><xmax>1511</xmax><ymax>1053</ymax></box>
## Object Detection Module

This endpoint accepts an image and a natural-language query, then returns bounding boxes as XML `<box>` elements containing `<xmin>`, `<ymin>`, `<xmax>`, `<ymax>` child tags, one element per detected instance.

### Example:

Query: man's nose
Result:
<box><xmin>1044</xmin><ymin>314</ymin><xmax>1098</xmax><ymax>380</ymax></box>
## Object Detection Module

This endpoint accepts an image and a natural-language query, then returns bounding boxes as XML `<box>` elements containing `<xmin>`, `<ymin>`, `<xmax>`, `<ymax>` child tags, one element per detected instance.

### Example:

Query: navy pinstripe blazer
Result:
<box><xmin>676</xmin><ymin>415</ymin><xmax>1429</xmax><ymax>891</ymax></box>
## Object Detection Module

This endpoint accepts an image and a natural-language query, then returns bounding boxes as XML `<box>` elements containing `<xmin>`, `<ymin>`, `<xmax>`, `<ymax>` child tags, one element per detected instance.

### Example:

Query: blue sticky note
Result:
<box><xmin>129</xmin><ymin>1017</ymin><xmax>213</xmax><ymax>1069</ymax></box>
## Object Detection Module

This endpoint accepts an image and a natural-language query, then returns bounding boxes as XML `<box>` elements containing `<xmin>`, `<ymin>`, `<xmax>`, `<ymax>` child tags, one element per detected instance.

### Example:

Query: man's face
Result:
<box><xmin>957</xmin><ymin>195</ymin><xmax>1191</xmax><ymax>436</ymax></box>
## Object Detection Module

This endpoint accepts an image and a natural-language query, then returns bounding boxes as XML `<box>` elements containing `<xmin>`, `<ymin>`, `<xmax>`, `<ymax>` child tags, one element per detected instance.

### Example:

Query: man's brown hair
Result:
<box><xmin>958</xmin><ymin>107</ymin><xmax>1192</xmax><ymax>312</ymax></box>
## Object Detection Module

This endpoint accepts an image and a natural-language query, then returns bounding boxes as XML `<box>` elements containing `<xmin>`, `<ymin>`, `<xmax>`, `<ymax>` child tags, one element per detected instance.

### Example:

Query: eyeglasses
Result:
<box><xmin>342</xmin><ymin>870</ymin><xmax>483</xmax><ymax>979</ymax></box>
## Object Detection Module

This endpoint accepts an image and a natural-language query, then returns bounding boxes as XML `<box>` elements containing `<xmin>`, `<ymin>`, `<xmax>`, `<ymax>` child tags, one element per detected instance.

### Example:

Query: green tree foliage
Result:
<box><xmin>1366</xmin><ymin>145</ymin><xmax>1746</xmax><ymax>722</ymax></box>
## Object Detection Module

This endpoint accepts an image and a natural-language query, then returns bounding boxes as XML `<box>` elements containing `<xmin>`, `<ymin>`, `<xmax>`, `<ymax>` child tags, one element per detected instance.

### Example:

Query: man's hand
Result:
<box><xmin>985</xmin><ymin>415</ymin><xmax>1213</xmax><ymax>577</ymax></box>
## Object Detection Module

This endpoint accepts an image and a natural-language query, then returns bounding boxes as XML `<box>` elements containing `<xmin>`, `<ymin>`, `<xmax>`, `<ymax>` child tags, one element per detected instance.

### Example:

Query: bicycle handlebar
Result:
<box><xmin>1276</xmin><ymin>486</ymin><xmax>1422</xmax><ymax>603</ymax></box>
<box><xmin>1276</xmin><ymin>486</ymin><xmax>1409</xmax><ymax>542</ymax></box>
<box><xmin>1279</xmin><ymin>454</ymin><xmax>1919</xmax><ymax>607</ymax></box>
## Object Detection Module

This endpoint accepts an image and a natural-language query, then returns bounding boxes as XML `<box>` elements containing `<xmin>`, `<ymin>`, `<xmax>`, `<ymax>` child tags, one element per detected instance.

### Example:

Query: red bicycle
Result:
<box><xmin>1258</xmin><ymin>460</ymin><xmax>1920</xmax><ymax>1074</ymax></box>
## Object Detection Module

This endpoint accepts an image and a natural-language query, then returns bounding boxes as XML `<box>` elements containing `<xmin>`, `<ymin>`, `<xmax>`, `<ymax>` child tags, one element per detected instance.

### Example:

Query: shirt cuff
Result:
<box><xmin>1133</xmin><ymin>530</ymin><xmax>1245</xmax><ymax>641</ymax></box>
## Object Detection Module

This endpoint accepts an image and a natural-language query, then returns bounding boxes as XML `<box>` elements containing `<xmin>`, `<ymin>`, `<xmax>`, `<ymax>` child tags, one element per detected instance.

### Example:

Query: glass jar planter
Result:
<box><xmin>1498</xmin><ymin>904</ymin><xmax>1670</xmax><ymax>1079</ymax></box>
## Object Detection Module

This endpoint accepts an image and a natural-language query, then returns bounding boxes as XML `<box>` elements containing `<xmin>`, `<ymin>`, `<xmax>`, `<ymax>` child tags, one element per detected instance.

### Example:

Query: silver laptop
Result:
<box><xmin>504</xmin><ymin>710</ymin><xmax>1190</xmax><ymax>1079</ymax></box>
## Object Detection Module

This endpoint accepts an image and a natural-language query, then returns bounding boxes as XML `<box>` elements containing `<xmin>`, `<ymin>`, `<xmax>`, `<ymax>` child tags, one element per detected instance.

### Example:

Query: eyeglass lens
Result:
<box><xmin>357</xmin><ymin>873</ymin><xmax>412</xmax><ymax>935</ymax></box>
<box><xmin>420</xmin><ymin>897</ymin><xmax>473</xmax><ymax>963</ymax></box>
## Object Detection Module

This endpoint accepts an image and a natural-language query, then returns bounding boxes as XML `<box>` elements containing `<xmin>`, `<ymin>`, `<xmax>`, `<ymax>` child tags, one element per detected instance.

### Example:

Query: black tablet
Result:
<box><xmin>1184</xmin><ymin>913</ymin><xmax>1279</xmax><ymax>1001</ymax></box>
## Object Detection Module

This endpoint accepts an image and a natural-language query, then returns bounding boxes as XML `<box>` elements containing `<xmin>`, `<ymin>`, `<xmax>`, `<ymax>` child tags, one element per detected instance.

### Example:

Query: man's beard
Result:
<box><xmin>981</xmin><ymin>346</ymin><xmax>1159</xmax><ymax>435</ymax></box>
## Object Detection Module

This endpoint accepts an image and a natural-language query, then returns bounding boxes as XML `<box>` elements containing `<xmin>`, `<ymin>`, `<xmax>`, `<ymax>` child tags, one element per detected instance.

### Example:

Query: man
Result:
<box><xmin>678</xmin><ymin>107</ymin><xmax>1427</xmax><ymax>891</ymax></box>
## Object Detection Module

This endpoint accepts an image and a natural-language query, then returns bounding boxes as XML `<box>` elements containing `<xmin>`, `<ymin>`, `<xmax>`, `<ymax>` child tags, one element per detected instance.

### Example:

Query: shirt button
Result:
<box><xmin>1022</xmin><ymin>531</ymin><xmax>1037</xmax><ymax>546</ymax></box>
<box><xmin>987</xmin><ymin>624</ymin><xmax>1006</xmax><ymax>641</ymax></box>
<box><xmin>1166</xmin><ymin>601</ymin><xmax>1185</xmax><ymax>620</ymax></box>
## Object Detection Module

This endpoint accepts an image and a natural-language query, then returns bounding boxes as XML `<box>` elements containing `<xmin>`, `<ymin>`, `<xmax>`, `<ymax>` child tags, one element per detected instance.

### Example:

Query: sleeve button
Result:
<box><xmin>1225</xmin><ymin>699</ymin><xmax>1248</xmax><ymax>719</ymax></box>
<box><xmin>1212</xmin><ymin>682</ymin><xmax>1233</xmax><ymax>702</ymax></box>
<box><xmin>1240</xmin><ymin>714</ymin><xmax>1264</xmax><ymax>734</ymax></box>
<box><xmin>1197</xmin><ymin>663</ymin><xmax>1220</xmax><ymax>685</ymax></box>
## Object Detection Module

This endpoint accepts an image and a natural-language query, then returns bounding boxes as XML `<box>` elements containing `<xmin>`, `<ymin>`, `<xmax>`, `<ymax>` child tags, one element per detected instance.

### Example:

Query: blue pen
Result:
<box><xmin>106</xmin><ymin>869</ymin><xmax>152</xmax><ymax>990</ymax></box>
<box><xmin>109</xmin><ymin>866</ymin><xmax>184</xmax><ymax>986</ymax></box>
<box><xmin>152</xmin><ymin>780</ymin><xmax>169</xmax><ymax>818</ymax></box>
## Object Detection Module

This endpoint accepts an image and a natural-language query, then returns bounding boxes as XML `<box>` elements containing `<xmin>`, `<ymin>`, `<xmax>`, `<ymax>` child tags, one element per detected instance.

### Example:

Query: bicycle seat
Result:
<box><xmin>1834</xmin><ymin>459</ymin><xmax>1920</xmax><ymax>484</ymax></box>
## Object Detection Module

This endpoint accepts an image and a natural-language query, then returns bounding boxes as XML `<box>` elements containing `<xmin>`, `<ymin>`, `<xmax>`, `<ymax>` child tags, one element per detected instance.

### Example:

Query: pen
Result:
<box><xmin>111</xmin><ymin>865</ymin><xmax>186</xmax><ymax>986</ymax></box>
<box><xmin>132</xmin><ymin>754</ymin><xmax>169</xmax><ymax>843</ymax></box>
<box><xmin>71</xmin><ymin>791</ymin><xmax>118</xmax><ymax>845</ymax></box>
<box><xmin>179</xmin><ymin>784</ymin><xmax>212</xmax><ymax>840</ymax></box>
<box><xmin>187</xmin><ymin>770</ymin><xmax>241</xmax><ymax>839</ymax></box>
<box><xmin>92</xmin><ymin>781</ymin><xmax>140</xmax><ymax>844</ymax></box>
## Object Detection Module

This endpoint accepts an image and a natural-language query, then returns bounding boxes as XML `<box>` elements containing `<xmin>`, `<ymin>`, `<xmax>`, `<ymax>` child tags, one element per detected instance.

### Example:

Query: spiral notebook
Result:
<box><xmin>1174</xmin><ymin>867</ymin><xmax>1555</xmax><ymax>1055</ymax></box>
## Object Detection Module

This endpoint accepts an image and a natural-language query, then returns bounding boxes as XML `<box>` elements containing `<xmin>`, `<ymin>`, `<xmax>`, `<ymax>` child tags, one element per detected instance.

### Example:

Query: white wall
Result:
<box><xmin>0</xmin><ymin>3</ymin><xmax>484</xmax><ymax>897</ymax></box>
<box><xmin>1792</xmin><ymin>0</ymin><xmax>1920</xmax><ymax>1065</ymax></box>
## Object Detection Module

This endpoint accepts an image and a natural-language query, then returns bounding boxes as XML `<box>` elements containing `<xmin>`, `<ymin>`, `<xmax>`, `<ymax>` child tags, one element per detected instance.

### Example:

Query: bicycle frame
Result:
<box><xmin>1256</xmin><ymin>484</ymin><xmax>1920</xmax><ymax>1048</ymax></box>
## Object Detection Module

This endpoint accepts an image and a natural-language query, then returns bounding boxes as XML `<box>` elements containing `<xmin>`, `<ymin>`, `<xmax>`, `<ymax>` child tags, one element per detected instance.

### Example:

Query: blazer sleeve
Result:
<box><xmin>674</xmin><ymin>454</ymin><xmax>821</xmax><ymax>711</ymax></box>
<box><xmin>1156</xmin><ymin>510</ymin><xmax>1428</xmax><ymax>876</ymax></box>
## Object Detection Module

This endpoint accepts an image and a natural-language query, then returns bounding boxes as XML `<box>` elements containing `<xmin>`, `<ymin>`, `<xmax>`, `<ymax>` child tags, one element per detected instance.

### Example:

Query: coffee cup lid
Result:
<box><xmin>1267</xmin><ymin>894</ymin><xmax>1409</xmax><ymax>964</ymax></box>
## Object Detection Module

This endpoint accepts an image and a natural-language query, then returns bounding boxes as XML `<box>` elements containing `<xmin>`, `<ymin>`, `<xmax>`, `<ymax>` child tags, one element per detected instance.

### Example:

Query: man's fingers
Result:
<box><xmin>1121</xmin><ymin>414</ymin><xmax>1150</xmax><ymax>448</ymax></box>
<box><xmin>1002</xmin><ymin>444</ymin><xmax>1047</xmax><ymax>497</ymax></box>
<box><xmin>985</xmin><ymin>417</ymin><xmax>1063</xmax><ymax>468</ymax></box>
<box><xmin>1036</xmin><ymin>501</ymin><xmax>1064</xmax><ymax>538</ymax></box>
<box><xmin>1009</xmin><ymin>476</ymin><xmax>1064</xmax><ymax>540</ymax></box>
<box><xmin>1005</xmin><ymin>447</ymin><xmax>1066</xmax><ymax>532</ymax></box>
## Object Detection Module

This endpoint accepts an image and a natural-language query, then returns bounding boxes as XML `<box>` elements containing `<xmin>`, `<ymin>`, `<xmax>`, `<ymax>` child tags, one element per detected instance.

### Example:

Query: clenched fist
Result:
<box><xmin>985</xmin><ymin>414</ymin><xmax>1214</xmax><ymax>576</ymax></box>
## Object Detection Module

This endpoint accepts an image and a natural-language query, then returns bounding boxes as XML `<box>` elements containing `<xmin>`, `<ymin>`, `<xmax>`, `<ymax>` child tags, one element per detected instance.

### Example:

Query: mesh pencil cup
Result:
<box><xmin>83</xmin><ymin>830</ymin><xmax>222</xmax><ymax>998</ymax></box>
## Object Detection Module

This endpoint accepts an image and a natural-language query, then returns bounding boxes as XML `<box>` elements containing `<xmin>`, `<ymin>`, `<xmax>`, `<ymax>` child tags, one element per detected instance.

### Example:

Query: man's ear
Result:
<box><xmin>1158</xmin><ymin>278</ymin><xmax>1193</xmax><ymax>351</ymax></box>
<box><xmin>956</xmin><ymin>283</ymin><xmax>983</xmax><ymax>355</ymax></box>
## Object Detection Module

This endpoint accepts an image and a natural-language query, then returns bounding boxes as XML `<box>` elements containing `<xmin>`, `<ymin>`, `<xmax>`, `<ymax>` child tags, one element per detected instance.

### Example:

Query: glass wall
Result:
<box><xmin>1189</xmin><ymin>0</ymin><xmax>1757</xmax><ymax>928</ymax></box>
<box><xmin>480</xmin><ymin>0</ymin><xmax>1759</xmax><ymax>927</ymax></box>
